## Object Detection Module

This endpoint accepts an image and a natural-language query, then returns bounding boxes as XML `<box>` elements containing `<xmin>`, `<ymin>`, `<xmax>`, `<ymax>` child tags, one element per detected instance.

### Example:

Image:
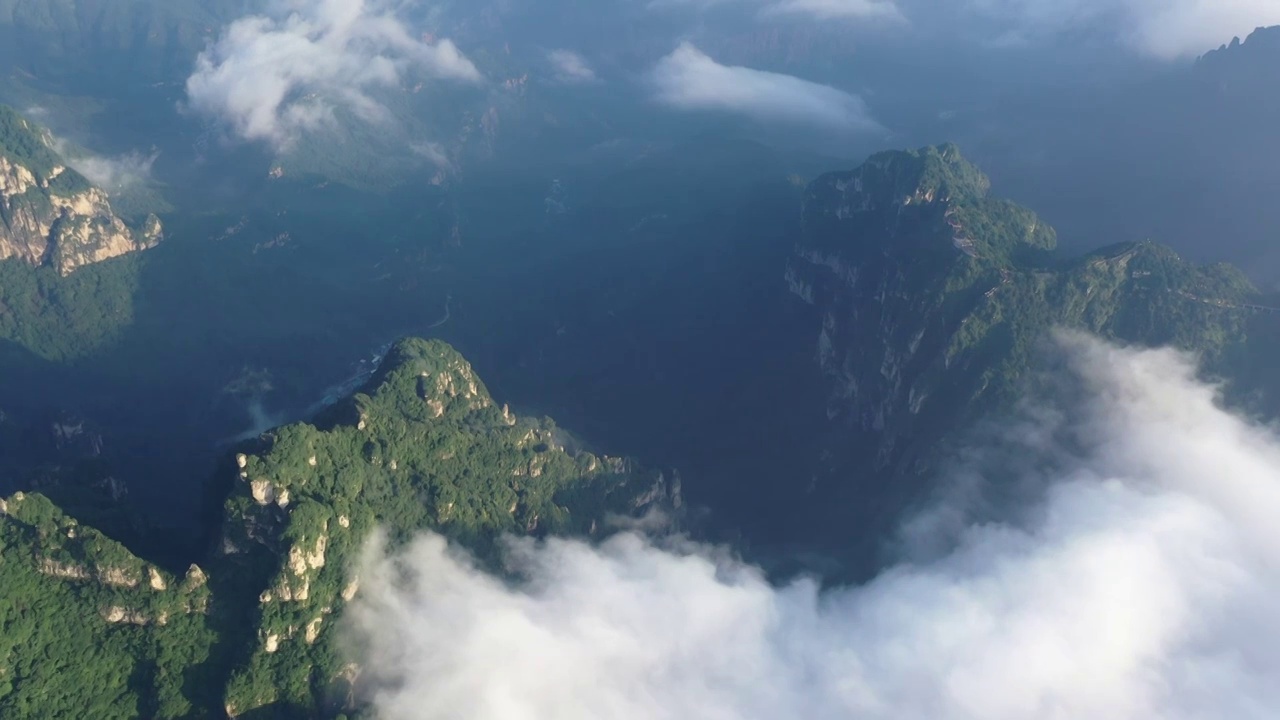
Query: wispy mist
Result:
<box><xmin>348</xmin><ymin>332</ymin><xmax>1280</xmax><ymax>719</ymax></box>
<box><xmin>62</xmin><ymin>147</ymin><xmax>159</xmax><ymax>194</ymax></box>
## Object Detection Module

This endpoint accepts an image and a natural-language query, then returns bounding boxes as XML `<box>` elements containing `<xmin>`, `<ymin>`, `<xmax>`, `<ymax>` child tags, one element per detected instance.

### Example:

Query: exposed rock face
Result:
<box><xmin>304</xmin><ymin>617</ymin><xmax>323</xmax><ymax>645</ymax></box>
<box><xmin>102</xmin><ymin>606</ymin><xmax>165</xmax><ymax>626</ymax></box>
<box><xmin>0</xmin><ymin>106</ymin><xmax>162</xmax><ymax>276</ymax></box>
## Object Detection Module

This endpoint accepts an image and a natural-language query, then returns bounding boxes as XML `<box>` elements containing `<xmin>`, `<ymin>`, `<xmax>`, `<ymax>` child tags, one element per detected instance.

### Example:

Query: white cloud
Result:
<box><xmin>648</xmin><ymin>43</ymin><xmax>882</xmax><ymax>131</ymax></box>
<box><xmin>184</xmin><ymin>0</ymin><xmax>482</xmax><ymax>148</ymax></box>
<box><xmin>958</xmin><ymin>0</ymin><xmax>1280</xmax><ymax>58</ymax></box>
<box><xmin>349</xmin><ymin>332</ymin><xmax>1280</xmax><ymax>720</ymax></box>
<box><xmin>547</xmin><ymin>49</ymin><xmax>598</xmax><ymax>84</ymax></box>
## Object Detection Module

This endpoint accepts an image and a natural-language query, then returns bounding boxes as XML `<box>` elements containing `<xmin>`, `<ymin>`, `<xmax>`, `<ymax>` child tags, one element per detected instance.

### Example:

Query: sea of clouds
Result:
<box><xmin>347</xmin><ymin>331</ymin><xmax>1280</xmax><ymax>720</ymax></box>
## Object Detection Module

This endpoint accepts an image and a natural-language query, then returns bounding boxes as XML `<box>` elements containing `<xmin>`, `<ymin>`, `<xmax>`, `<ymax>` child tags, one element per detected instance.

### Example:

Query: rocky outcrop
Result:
<box><xmin>0</xmin><ymin>106</ymin><xmax>162</xmax><ymax>276</ymax></box>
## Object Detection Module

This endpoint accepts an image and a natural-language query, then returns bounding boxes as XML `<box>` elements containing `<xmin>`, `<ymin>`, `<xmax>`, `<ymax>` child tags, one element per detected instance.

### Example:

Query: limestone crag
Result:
<box><xmin>0</xmin><ymin>106</ymin><xmax>162</xmax><ymax>275</ymax></box>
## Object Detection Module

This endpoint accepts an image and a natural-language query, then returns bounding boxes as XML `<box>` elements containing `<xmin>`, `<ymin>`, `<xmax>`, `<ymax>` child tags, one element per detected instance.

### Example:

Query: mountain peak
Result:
<box><xmin>798</xmin><ymin>143</ymin><xmax>1037</xmax><ymax>268</ymax></box>
<box><xmin>865</xmin><ymin>143</ymin><xmax>991</xmax><ymax>202</ymax></box>
<box><xmin>811</xmin><ymin>144</ymin><xmax>991</xmax><ymax>216</ymax></box>
<box><xmin>381</xmin><ymin>337</ymin><xmax>477</xmax><ymax>380</ymax></box>
<box><xmin>369</xmin><ymin>337</ymin><xmax>497</xmax><ymax>419</ymax></box>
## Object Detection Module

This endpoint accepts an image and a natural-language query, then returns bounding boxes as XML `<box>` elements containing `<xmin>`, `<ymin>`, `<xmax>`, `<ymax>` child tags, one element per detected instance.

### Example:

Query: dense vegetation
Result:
<box><xmin>0</xmin><ymin>256</ymin><xmax>139</xmax><ymax>362</ymax></box>
<box><xmin>0</xmin><ymin>492</ymin><xmax>214</xmax><ymax>718</ymax></box>
<box><xmin>1</xmin><ymin>338</ymin><xmax>673</xmax><ymax>718</ymax></box>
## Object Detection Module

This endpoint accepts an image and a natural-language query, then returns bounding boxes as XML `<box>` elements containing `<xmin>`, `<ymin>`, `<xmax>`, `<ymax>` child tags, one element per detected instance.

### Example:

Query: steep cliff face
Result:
<box><xmin>0</xmin><ymin>106</ymin><xmax>161</xmax><ymax>276</ymax></box>
<box><xmin>789</xmin><ymin>144</ymin><xmax>1262</xmax><ymax>507</ymax></box>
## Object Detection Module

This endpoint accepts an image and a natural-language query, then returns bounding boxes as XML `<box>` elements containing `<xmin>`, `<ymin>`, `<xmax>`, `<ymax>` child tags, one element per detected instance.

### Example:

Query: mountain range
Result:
<box><xmin>3</xmin><ymin>135</ymin><xmax>1277</xmax><ymax>716</ymax></box>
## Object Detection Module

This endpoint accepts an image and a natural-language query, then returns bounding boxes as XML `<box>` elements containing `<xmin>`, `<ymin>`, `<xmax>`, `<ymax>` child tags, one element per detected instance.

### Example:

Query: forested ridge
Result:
<box><xmin>1</xmin><ymin>338</ymin><xmax>676</xmax><ymax>718</ymax></box>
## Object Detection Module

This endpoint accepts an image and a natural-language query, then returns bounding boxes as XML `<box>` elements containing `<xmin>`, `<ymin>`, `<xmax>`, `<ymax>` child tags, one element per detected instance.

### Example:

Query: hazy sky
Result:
<box><xmin>349</xmin><ymin>332</ymin><xmax>1280</xmax><ymax>719</ymax></box>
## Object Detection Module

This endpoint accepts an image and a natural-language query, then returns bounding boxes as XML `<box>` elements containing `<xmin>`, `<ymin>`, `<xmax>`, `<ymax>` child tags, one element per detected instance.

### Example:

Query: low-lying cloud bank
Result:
<box><xmin>648</xmin><ymin>43</ymin><xmax>881</xmax><ymax>131</ymax></box>
<box><xmin>185</xmin><ymin>0</ymin><xmax>481</xmax><ymax>148</ymax></box>
<box><xmin>349</xmin><ymin>332</ymin><xmax>1280</xmax><ymax>719</ymax></box>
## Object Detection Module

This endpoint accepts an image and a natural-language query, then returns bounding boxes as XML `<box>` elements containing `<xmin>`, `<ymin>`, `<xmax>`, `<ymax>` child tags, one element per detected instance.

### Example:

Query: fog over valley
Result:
<box><xmin>352</xmin><ymin>337</ymin><xmax>1280</xmax><ymax>720</ymax></box>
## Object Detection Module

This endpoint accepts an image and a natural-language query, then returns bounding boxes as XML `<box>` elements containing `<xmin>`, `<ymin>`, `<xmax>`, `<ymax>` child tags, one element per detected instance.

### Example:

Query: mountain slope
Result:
<box><xmin>789</xmin><ymin>144</ymin><xmax>1270</xmax><ymax>540</ymax></box>
<box><xmin>0</xmin><ymin>105</ymin><xmax>161</xmax><ymax>275</ymax></box>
